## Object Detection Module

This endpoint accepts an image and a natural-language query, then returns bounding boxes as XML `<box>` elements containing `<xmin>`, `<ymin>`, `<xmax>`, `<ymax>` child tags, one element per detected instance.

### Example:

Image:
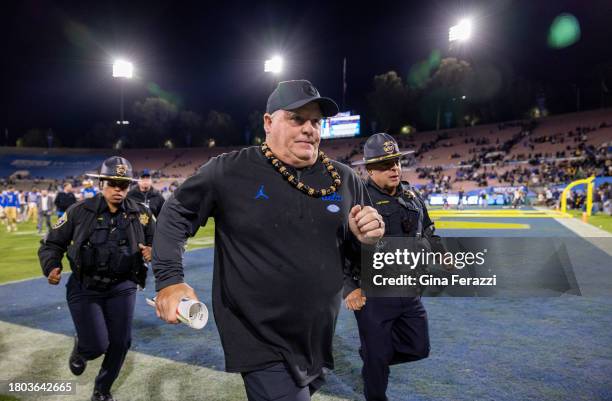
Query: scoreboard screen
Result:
<box><xmin>320</xmin><ymin>115</ymin><xmax>360</xmax><ymax>139</ymax></box>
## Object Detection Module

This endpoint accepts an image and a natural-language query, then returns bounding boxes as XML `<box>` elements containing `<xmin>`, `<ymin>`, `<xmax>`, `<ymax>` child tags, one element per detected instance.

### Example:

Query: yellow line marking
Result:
<box><xmin>434</xmin><ymin>221</ymin><xmax>531</xmax><ymax>229</ymax></box>
<box><xmin>430</xmin><ymin>210</ymin><xmax>570</xmax><ymax>218</ymax></box>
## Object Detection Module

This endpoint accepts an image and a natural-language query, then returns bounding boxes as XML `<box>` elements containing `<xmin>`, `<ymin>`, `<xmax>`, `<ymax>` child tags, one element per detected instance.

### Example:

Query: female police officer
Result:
<box><xmin>39</xmin><ymin>156</ymin><xmax>155</xmax><ymax>401</ymax></box>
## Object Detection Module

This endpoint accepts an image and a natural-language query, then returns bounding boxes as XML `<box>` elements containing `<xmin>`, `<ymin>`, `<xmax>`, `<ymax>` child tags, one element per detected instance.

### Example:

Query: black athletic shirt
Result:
<box><xmin>152</xmin><ymin>146</ymin><xmax>369</xmax><ymax>386</ymax></box>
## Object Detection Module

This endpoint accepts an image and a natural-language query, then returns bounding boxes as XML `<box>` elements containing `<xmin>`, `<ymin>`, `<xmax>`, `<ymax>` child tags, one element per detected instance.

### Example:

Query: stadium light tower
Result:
<box><xmin>449</xmin><ymin>18</ymin><xmax>472</xmax><ymax>43</ymax></box>
<box><xmin>264</xmin><ymin>56</ymin><xmax>283</xmax><ymax>74</ymax></box>
<box><xmin>112</xmin><ymin>59</ymin><xmax>133</xmax><ymax>125</ymax></box>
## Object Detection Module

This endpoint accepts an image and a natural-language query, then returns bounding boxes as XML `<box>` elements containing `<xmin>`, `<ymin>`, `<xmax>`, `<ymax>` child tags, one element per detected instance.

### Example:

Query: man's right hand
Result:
<box><xmin>345</xmin><ymin>288</ymin><xmax>366</xmax><ymax>311</ymax></box>
<box><xmin>47</xmin><ymin>267</ymin><xmax>61</xmax><ymax>285</ymax></box>
<box><xmin>155</xmin><ymin>283</ymin><xmax>199</xmax><ymax>324</ymax></box>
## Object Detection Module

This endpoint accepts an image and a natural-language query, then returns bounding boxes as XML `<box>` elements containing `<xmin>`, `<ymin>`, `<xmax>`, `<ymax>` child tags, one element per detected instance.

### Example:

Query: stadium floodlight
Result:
<box><xmin>449</xmin><ymin>18</ymin><xmax>472</xmax><ymax>43</ymax></box>
<box><xmin>264</xmin><ymin>56</ymin><xmax>283</xmax><ymax>74</ymax></box>
<box><xmin>112</xmin><ymin>59</ymin><xmax>133</xmax><ymax>78</ymax></box>
<box><xmin>112</xmin><ymin>59</ymin><xmax>133</xmax><ymax>126</ymax></box>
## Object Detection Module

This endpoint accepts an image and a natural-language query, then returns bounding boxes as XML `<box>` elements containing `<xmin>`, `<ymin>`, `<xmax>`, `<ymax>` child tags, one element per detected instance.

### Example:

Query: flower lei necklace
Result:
<box><xmin>260</xmin><ymin>142</ymin><xmax>342</xmax><ymax>197</ymax></box>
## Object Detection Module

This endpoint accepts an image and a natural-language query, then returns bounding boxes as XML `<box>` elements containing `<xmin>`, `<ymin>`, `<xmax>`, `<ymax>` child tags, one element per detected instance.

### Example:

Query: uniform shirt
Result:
<box><xmin>4</xmin><ymin>191</ymin><xmax>20</xmax><ymax>208</ymax></box>
<box><xmin>348</xmin><ymin>180</ymin><xmax>441</xmax><ymax>298</ymax></box>
<box><xmin>96</xmin><ymin>200</ymin><xmax>133</xmax><ymax>277</ymax></box>
<box><xmin>366</xmin><ymin>180</ymin><xmax>434</xmax><ymax>237</ymax></box>
<box><xmin>38</xmin><ymin>194</ymin><xmax>155</xmax><ymax>285</ymax></box>
<box><xmin>28</xmin><ymin>191</ymin><xmax>40</xmax><ymax>205</ymax></box>
<box><xmin>152</xmin><ymin>146</ymin><xmax>369</xmax><ymax>386</ymax></box>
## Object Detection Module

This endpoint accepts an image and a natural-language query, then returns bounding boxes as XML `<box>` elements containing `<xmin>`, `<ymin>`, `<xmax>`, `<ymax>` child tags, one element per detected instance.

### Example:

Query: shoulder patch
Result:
<box><xmin>139</xmin><ymin>213</ymin><xmax>150</xmax><ymax>226</ymax></box>
<box><xmin>53</xmin><ymin>213</ymin><xmax>68</xmax><ymax>229</ymax></box>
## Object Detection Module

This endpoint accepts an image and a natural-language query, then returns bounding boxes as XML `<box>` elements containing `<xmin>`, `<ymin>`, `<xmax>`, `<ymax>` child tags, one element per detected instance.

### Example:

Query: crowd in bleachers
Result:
<box><xmin>1</xmin><ymin>108</ymin><xmax>611</xmax><ymax>215</ymax></box>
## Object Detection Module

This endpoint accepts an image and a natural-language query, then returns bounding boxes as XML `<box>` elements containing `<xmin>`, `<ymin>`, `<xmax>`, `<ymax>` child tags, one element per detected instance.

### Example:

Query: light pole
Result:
<box><xmin>437</xmin><ymin>18</ymin><xmax>473</xmax><ymax>129</ymax></box>
<box><xmin>112</xmin><ymin>59</ymin><xmax>133</xmax><ymax>125</ymax></box>
<box><xmin>449</xmin><ymin>18</ymin><xmax>472</xmax><ymax>45</ymax></box>
<box><xmin>264</xmin><ymin>56</ymin><xmax>283</xmax><ymax>74</ymax></box>
<box><xmin>264</xmin><ymin>56</ymin><xmax>283</xmax><ymax>89</ymax></box>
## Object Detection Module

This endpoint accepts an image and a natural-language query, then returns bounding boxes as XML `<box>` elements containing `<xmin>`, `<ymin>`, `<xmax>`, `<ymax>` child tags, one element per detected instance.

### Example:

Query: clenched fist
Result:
<box><xmin>348</xmin><ymin>205</ymin><xmax>384</xmax><ymax>245</ymax></box>
<box><xmin>48</xmin><ymin>267</ymin><xmax>62</xmax><ymax>285</ymax></box>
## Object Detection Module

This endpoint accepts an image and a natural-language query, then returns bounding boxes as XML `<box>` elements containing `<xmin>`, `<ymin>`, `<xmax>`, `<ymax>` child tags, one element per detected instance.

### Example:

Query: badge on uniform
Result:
<box><xmin>403</xmin><ymin>189</ymin><xmax>416</xmax><ymax>199</ymax></box>
<box><xmin>139</xmin><ymin>213</ymin><xmax>149</xmax><ymax>226</ymax></box>
<box><xmin>53</xmin><ymin>213</ymin><xmax>68</xmax><ymax>229</ymax></box>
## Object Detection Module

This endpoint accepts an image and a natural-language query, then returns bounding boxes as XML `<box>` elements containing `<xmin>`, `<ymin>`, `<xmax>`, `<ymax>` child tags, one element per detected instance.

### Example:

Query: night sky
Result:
<box><xmin>2</xmin><ymin>0</ymin><xmax>612</xmax><ymax>143</ymax></box>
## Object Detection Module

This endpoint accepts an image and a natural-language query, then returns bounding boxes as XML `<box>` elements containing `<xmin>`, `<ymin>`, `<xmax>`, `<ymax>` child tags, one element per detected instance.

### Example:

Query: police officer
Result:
<box><xmin>38</xmin><ymin>156</ymin><xmax>155</xmax><ymax>401</ymax></box>
<box><xmin>127</xmin><ymin>169</ymin><xmax>165</xmax><ymax>218</ymax></box>
<box><xmin>346</xmin><ymin>133</ymin><xmax>443</xmax><ymax>401</ymax></box>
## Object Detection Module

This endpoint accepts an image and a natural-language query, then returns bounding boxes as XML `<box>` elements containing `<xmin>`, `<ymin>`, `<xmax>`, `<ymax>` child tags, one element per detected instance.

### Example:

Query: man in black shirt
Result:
<box><xmin>152</xmin><ymin>80</ymin><xmax>385</xmax><ymax>401</ymax></box>
<box><xmin>127</xmin><ymin>169</ymin><xmax>165</xmax><ymax>217</ymax></box>
<box><xmin>54</xmin><ymin>182</ymin><xmax>77</xmax><ymax>218</ymax></box>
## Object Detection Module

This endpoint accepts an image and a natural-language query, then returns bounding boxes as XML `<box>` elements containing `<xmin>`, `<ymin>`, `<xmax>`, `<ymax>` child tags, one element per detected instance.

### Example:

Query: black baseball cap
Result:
<box><xmin>266</xmin><ymin>80</ymin><xmax>339</xmax><ymax>117</ymax></box>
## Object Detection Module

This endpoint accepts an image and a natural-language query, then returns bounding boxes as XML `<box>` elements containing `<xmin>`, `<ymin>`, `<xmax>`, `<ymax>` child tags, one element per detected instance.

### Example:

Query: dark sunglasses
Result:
<box><xmin>369</xmin><ymin>158</ymin><xmax>401</xmax><ymax>171</ymax></box>
<box><xmin>105</xmin><ymin>180</ymin><xmax>130</xmax><ymax>190</ymax></box>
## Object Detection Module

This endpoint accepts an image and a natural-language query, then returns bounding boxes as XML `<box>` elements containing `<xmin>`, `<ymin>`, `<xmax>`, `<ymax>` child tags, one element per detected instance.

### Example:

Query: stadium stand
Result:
<box><xmin>1</xmin><ymin>108</ymin><xmax>611</xmax><ymax>209</ymax></box>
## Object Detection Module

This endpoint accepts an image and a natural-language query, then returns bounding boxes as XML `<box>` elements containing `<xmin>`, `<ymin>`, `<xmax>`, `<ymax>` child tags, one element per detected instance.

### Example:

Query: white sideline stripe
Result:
<box><xmin>534</xmin><ymin>204</ymin><xmax>612</xmax><ymax>258</ymax></box>
<box><xmin>552</xmin><ymin>216</ymin><xmax>612</xmax><ymax>239</ymax></box>
<box><xmin>553</xmin><ymin>217</ymin><xmax>612</xmax><ymax>258</ymax></box>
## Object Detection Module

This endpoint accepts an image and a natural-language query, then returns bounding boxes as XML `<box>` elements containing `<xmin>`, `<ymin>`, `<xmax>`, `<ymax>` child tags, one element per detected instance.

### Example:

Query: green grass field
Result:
<box><xmin>566</xmin><ymin>209</ymin><xmax>612</xmax><ymax>233</ymax></box>
<box><xmin>1</xmin><ymin>208</ymin><xmax>610</xmax><ymax>285</ymax></box>
<box><xmin>0</xmin><ymin>218</ymin><xmax>215</xmax><ymax>284</ymax></box>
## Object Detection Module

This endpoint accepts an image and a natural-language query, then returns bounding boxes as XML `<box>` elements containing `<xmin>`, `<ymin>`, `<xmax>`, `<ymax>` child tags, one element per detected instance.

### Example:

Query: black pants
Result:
<box><xmin>66</xmin><ymin>274</ymin><xmax>136</xmax><ymax>393</ymax></box>
<box><xmin>241</xmin><ymin>363</ymin><xmax>326</xmax><ymax>401</ymax></box>
<box><xmin>355</xmin><ymin>297</ymin><xmax>430</xmax><ymax>401</ymax></box>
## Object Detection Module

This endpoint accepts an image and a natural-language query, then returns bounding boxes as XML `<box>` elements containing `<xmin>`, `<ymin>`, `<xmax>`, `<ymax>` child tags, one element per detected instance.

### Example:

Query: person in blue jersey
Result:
<box><xmin>3</xmin><ymin>185</ymin><xmax>20</xmax><ymax>232</ymax></box>
<box><xmin>81</xmin><ymin>179</ymin><xmax>98</xmax><ymax>199</ymax></box>
<box><xmin>0</xmin><ymin>190</ymin><xmax>6</xmax><ymax>228</ymax></box>
<box><xmin>26</xmin><ymin>187</ymin><xmax>40</xmax><ymax>223</ymax></box>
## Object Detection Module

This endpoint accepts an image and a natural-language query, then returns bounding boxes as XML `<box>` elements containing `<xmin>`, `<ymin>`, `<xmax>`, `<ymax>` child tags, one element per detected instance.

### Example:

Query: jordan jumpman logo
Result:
<box><xmin>254</xmin><ymin>185</ymin><xmax>269</xmax><ymax>200</ymax></box>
